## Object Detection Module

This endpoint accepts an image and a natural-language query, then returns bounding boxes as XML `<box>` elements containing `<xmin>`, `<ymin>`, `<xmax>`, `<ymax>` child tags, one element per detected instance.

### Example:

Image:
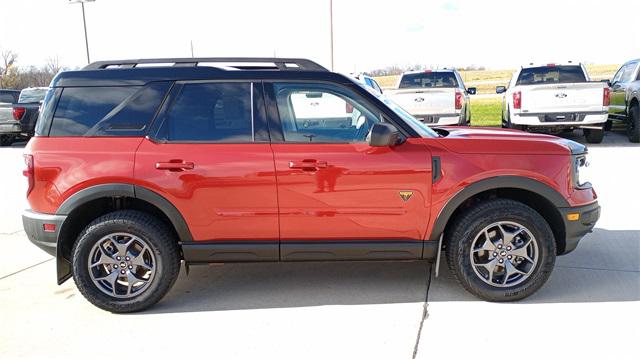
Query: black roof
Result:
<box><xmin>52</xmin><ymin>57</ymin><xmax>353</xmax><ymax>87</ymax></box>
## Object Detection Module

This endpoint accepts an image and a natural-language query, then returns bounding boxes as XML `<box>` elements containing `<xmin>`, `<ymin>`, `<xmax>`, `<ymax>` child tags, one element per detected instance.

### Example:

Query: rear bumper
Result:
<box><xmin>0</xmin><ymin>121</ymin><xmax>22</xmax><ymax>135</ymax></box>
<box><xmin>558</xmin><ymin>201</ymin><xmax>600</xmax><ymax>255</ymax></box>
<box><xmin>511</xmin><ymin>111</ymin><xmax>608</xmax><ymax>127</ymax></box>
<box><xmin>22</xmin><ymin>209</ymin><xmax>66</xmax><ymax>257</ymax></box>
<box><xmin>414</xmin><ymin>113</ymin><xmax>462</xmax><ymax>126</ymax></box>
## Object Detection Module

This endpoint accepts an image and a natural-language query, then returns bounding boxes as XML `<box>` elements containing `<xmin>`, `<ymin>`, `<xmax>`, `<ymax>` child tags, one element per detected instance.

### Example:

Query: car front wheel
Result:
<box><xmin>72</xmin><ymin>210</ymin><xmax>180</xmax><ymax>313</ymax></box>
<box><xmin>445</xmin><ymin>199</ymin><xmax>556</xmax><ymax>301</ymax></box>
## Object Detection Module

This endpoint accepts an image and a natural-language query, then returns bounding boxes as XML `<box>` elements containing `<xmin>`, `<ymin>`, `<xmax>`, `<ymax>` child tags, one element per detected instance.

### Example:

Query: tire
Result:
<box><xmin>628</xmin><ymin>105</ymin><xmax>640</xmax><ymax>143</ymax></box>
<box><xmin>603</xmin><ymin>120</ymin><xmax>613</xmax><ymax>131</ymax></box>
<box><xmin>445</xmin><ymin>199</ymin><xmax>556</xmax><ymax>302</ymax></box>
<box><xmin>0</xmin><ymin>135</ymin><xmax>14</xmax><ymax>146</ymax></box>
<box><xmin>583</xmin><ymin>128</ymin><xmax>604</xmax><ymax>144</ymax></box>
<box><xmin>72</xmin><ymin>210</ymin><xmax>181</xmax><ymax>313</ymax></box>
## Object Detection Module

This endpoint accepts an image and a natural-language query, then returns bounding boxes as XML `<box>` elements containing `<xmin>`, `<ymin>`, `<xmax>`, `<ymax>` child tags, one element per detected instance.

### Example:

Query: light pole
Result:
<box><xmin>329</xmin><ymin>0</ymin><xmax>334</xmax><ymax>71</ymax></box>
<box><xmin>69</xmin><ymin>0</ymin><xmax>95</xmax><ymax>64</ymax></box>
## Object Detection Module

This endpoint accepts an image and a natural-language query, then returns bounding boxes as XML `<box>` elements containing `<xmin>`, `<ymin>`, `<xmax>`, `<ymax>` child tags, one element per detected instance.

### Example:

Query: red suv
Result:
<box><xmin>22</xmin><ymin>58</ymin><xmax>600</xmax><ymax>312</ymax></box>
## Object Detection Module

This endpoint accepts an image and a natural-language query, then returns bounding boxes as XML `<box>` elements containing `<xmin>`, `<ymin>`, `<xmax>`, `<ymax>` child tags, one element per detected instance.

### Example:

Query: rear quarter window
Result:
<box><xmin>516</xmin><ymin>66</ymin><xmax>587</xmax><ymax>86</ymax></box>
<box><xmin>0</xmin><ymin>92</ymin><xmax>17</xmax><ymax>103</ymax></box>
<box><xmin>399</xmin><ymin>72</ymin><xmax>458</xmax><ymax>89</ymax></box>
<box><xmin>49</xmin><ymin>83</ymin><xmax>170</xmax><ymax>137</ymax></box>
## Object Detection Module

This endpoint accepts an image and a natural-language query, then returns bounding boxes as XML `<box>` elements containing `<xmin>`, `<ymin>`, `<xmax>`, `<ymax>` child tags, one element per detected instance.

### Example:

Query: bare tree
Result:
<box><xmin>1</xmin><ymin>50</ymin><xmax>18</xmax><ymax>76</ymax></box>
<box><xmin>45</xmin><ymin>56</ymin><xmax>62</xmax><ymax>75</ymax></box>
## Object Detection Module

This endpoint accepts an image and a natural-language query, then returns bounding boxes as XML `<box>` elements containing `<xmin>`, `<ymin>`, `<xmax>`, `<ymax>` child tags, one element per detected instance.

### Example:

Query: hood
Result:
<box><xmin>432</xmin><ymin>126</ymin><xmax>586</xmax><ymax>155</ymax></box>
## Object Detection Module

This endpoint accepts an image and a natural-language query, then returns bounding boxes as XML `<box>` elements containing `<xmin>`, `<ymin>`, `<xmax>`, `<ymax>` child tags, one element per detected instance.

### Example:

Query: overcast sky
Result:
<box><xmin>1</xmin><ymin>0</ymin><xmax>639</xmax><ymax>72</ymax></box>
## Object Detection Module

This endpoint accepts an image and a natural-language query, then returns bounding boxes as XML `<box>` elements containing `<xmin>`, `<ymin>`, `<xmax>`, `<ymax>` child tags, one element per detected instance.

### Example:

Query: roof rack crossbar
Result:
<box><xmin>84</xmin><ymin>57</ymin><xmax>328</xmax><ymax>71</ymax></box>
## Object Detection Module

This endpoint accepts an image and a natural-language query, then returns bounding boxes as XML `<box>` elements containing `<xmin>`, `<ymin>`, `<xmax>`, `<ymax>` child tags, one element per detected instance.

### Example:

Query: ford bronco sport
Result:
<box><xmin>22</xmin><ymin>58</ymin><xmax>600</xmax><ymax>313</ymax></box>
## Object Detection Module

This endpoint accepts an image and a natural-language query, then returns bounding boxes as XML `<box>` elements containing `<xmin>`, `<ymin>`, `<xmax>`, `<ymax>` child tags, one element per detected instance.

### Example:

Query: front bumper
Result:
<box><xmin>558</xmin><ymin>201</ymin><xmax>600</xmax><ymax>255</ymax></box>
<box><xmin>22</xmin><ymin>209</ymin><xmax>66</xmax><ymax>257</ymax></box>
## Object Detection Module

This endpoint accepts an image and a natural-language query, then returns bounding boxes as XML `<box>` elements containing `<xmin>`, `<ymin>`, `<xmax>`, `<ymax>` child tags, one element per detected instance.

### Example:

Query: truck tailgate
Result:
<box><xmin>521</xmin><ymin>83</ymin><xmax>605</xmax><ymax>113</ymax></box>
<box><xmin>387</xmin><ymin>88</ymin><xmax>455</xmax><ymax>114</ymax></box>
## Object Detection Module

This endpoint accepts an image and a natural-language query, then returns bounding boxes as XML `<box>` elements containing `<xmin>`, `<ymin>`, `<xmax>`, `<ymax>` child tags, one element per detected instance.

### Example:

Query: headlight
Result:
<box><xmin>573</xmin><ymin>154</ymin><xmax>591</xmax><ymax>188</ymax></box>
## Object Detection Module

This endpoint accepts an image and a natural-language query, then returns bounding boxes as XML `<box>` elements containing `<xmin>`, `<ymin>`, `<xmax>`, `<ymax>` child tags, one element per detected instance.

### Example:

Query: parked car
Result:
<box><xmin>350</xmin><ymin>73</ymin><xmax>383</xmax><ymax>95</ymax></box>
<box><xmin>497</xmin><ymin>63</ymin><xmax>609</xmax><ymax>143</ymax></box>
<box><xmin>0</xmin><ymin>89</ymin><xmax>20</xmax><ymax>146</ymax></box>
<box><xmin>607</xmin><ymin>59</ymin><xmax>640</xmax><ymax>142</ymax></box>
<box><xmin>23</xmin><ymin>57</ymin><xmax>599</xmax><ymax>312</ymax></box>
<box><xmin>385</xmin><ymin>69</ymin><xmax>475</xmax><ymax>126</ymax></box>
<box><xmin>0</xmin><ymin>87</ymin><xmax>49</xmax><ymax>146</ymax></box>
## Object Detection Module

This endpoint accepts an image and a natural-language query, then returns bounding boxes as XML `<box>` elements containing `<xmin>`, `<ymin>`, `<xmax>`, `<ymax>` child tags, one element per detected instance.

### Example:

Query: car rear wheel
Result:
<box><xmin>628</xmin><ymin>105</ymin><xmax>640</xmax><ymax>143</ymax></box>
<box><xmin>72</xmin><ymin>210</ymin><xmax>180</xmax><ymax>313</ymax></box>
<box><xmin>583</xmin><ymin>128</ymin><xmax>604</xmax><ymax>144</ymax></box>
<box><xmin>445</xmin><ymin>199</ymin><xmax>556</xmax><ymax>301</ymax></box>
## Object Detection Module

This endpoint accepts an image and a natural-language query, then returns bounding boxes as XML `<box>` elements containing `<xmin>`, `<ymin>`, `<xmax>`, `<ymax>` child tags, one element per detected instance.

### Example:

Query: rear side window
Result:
<box><xmin>50</xmin><ymin>83</ymin><xmax>170</xmax><ymax>136</ymax></box>
<box><xmin>399</xmin><ymin>72</ymin><xmax>458</xmax><ymax>89</ymax></box>
<box><xmin>516</xmin><ymin>66</ymin><xmax>586</xmax><ymax>86</ymax></box>
<box><xmin>163</xmin><ymin>82</ymin><xmax>253</xmax><ymax>142</ymax></box>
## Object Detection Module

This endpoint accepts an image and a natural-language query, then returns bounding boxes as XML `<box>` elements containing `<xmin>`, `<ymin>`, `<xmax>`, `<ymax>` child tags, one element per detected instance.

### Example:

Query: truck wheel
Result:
<box><xmin>628</xmin><ymin>105</ymin><xmax>640</xmax><ymax>143</ymax></box>
<box><xmin>583</xmin><ymin>128</ymin><xmax>604</xmax><ymax>144</ymax></box>
<box><xmin>445</xmin><ymin>199</ymin><xmax>556</xmax><ymax>302</ymax></box>
<box><xmin>72</xmin><ymin>210</ymin><xmax>181</xmax><ymax>313</ymax></box>
<box><xmin>0</xmin><ymin>135</ymin><xmax>14</xmax><ymax>146</ymax></box>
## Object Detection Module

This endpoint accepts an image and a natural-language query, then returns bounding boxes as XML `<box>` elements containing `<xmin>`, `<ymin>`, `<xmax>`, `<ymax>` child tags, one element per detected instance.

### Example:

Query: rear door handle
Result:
<box><xmin>289</xmin><ymin>159</ymin><xmax>328</xmax><ymax>170</ymax></box>
<box><xmin>156</xmin><ymin>160</ymin><xmax>195</xmax><ymax>171</ymax></box>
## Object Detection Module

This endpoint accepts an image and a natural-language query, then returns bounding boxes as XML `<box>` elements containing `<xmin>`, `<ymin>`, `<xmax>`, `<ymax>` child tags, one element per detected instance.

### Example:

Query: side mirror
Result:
<box><xmin>496</xmin><ymin>86</ymin><xmax>507</xmax><ymax>94</ymax></box>
<box><xmin>368</xmin><ymin>123</ymin><xmax>402</xmax><ymax>147</ymax></box>
<box><xmin>467</xmin><ymin>87</ymin><xmax>477</xmax><ymax>95</ymax></box>
<box><xmin>601</xmin><ymin>79</ymin><xmax>611</xmax><ymax>86</ymax></box>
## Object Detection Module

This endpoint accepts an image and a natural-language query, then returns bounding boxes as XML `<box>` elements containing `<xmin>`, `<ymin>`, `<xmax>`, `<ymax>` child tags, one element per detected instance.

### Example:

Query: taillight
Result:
<box><xmin>455</xmin><ymin>90</ymin><xmax>463</xmax><ymax>110</ymax></box>
<box><xmin>23</xmin><ymin>154</ymin><xmax>34</xmax><ymax>196</ymax></box>
<box><xmin>603</xmin><ymin>87</ymin><xmax>610</xmax><ymax>106</ymax></box>
<box><xmin>513</xmin><ymin>91</ymin><xmax>522</xmax><ymax>110</ymax></box>
<box><xmin>13</xmin><ymin>107</ymin><xmax>25</xmax><ymax>121</ymax></box>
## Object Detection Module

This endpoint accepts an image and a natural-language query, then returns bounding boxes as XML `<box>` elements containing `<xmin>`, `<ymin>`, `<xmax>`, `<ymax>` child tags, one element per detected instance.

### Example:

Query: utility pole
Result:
<box><xmin>69</xmin><ymin>0</ymin><xmax>95</xmax><ymax>64</ymax></box>
<box><xmin>190</xmin><ymin>40</ymin><xmax>194</xmax><ymax>58</ymax></box>
<box><xmin>329</xmin><ymin>0</ymin><xmax>334</xmax><ymax>71</ymax></box>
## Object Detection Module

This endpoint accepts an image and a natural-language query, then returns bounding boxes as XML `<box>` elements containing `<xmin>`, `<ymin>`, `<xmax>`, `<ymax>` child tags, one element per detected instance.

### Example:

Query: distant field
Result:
<box><xmin>376</xmin><ymin>64</ymin><xmax>620</xmax><ymax>127</ymax></box>
<box><xmin>374</xmin><ymin>64</ymin><xmax>620</xmax><ymax>95</ymax></box>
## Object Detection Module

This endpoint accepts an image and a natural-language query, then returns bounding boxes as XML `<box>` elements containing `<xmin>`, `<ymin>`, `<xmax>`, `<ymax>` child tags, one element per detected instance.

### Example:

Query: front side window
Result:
<box><xmin>619</xmin><ymin>62</ymin><xmax>638</xmax><ymax>83</ymax></box>
<box><xmin>164</xmin><ymin>82</ymin><xmax>253</xmax><ymax>142</ymax></box>
<box><xmin>273</xmin><ymin>83</ymin><xmax>380</xmax><ymax>143</ymax></box>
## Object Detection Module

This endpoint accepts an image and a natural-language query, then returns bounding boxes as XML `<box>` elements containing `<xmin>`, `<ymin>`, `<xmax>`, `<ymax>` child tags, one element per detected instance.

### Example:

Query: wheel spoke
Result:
<box><xmin>511</xmin><ymin>238</ymin><xmax>534</xmax><ymax>263</ymax></box>
<box><xmin>505</xmin><ymin>260</ymin><xmax>527</xmax><ymax>276</ymax></box>
<box><xmin>112</xmin><ymin>236</ymin><xmax>135</xmax><ymax>256</ymax></box>
<box><xmin>125</xmin><ymin>271</ymin><xmax>147</xmax><ymax>295</ymax></box>
<box><xmin>475</xmin><ymin>258</ymin><xmax>498</xmax><ymax>282</ymax></box>
<box><xmin>91</xmin><ymin>246</ymin><xmax>118</xmax><ymax>268</ymax></box>
<box><xmin>474</xmin><ymin>230</ymin><xmax>497</xmax><ymax>252</ymax></box>
<box><xmin>130</xmin><ymin>248</ymin><xmax>153</xmax><ymax>270</ymax></box>
<box><xmin>498</xmin><ymin>224</ymin><xmax>524</xmax><ymax>246</ymax></box>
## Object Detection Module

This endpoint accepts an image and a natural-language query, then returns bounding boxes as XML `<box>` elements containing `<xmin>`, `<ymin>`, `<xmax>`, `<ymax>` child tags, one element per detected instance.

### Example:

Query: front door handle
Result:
<box><xmin>289</xmin><ymin>159</ymin><xmax>328</xmax><ymax>170</ymax></box>
<box><xmin>156</xmin><ymin>160</ymin><xmax>195</xmax><ymax>171</ymax></box>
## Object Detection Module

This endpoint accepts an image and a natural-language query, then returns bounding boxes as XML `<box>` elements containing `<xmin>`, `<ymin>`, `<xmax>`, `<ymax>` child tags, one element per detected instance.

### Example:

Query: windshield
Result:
<box><xmin>399</xmin><ymin>72</ymin><xmax>458</xmax><ymax>89</ymax></box>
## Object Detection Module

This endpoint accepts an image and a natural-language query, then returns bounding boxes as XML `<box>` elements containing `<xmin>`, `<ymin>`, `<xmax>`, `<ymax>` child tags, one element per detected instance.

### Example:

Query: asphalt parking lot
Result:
<box><xmin>1</xmin><ymin>128</ymin><xmax>638</xmax><ymax>359</ymax></box>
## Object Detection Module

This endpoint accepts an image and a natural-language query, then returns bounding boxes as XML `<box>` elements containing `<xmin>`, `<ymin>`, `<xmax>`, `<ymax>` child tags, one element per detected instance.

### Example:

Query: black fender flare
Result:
<box><xmin>55</xmin><ymin>183</ymin><xmax>193</xmax><ymax>284</ymax></box>
<box><xmin>428</xmin><ymin>176</ymin><xmax>569</xmax><ymax>241</ymax></box>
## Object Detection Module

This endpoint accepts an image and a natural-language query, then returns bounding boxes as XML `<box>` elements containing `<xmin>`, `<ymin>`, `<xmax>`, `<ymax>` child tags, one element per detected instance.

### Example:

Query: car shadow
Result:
<box><xmin>145</xmin><ymin>228</ymin><xmax>639</xmax><ymax>314</ymax></box>
<box><xmin>556</xmin><ymin>123</ymin><xmax>636</xmax><ymax>148</ymax></box>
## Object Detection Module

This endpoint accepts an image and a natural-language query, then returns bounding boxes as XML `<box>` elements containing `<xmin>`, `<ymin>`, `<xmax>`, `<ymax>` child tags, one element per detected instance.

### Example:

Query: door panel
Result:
<box><xmin>135</xmin><ymin>140</ymin><xmax>279</xmax><ymax>242</ymax></box>
<box><xmin>135</xmin><ymin>81</ymin><xmax>279</xmax><ymax>251</ymax></box>
<box><xmin>272</xmin><ymin>139</ymin><xmax>432</xmax><ymax>244</ymax></box>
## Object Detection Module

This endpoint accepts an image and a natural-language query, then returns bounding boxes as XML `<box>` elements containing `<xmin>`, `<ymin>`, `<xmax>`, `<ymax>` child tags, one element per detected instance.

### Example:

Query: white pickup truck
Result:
<box><xmin>497</xmin><ymin>63</ymin><xmax>609</xmax><ymax>143</ymax></box>
<box><xmin>385</xmin><ymin>69</ymin><xmax>476</xmax><ymax>126</ymax></box>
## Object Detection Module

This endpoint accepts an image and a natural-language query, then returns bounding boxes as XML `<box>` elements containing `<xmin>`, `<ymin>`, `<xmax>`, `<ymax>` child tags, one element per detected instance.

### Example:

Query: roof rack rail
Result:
<box><xmin>83</xmin><ymin>57</ymin><xmax>328</xmax><ymax>71</ymax></box>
